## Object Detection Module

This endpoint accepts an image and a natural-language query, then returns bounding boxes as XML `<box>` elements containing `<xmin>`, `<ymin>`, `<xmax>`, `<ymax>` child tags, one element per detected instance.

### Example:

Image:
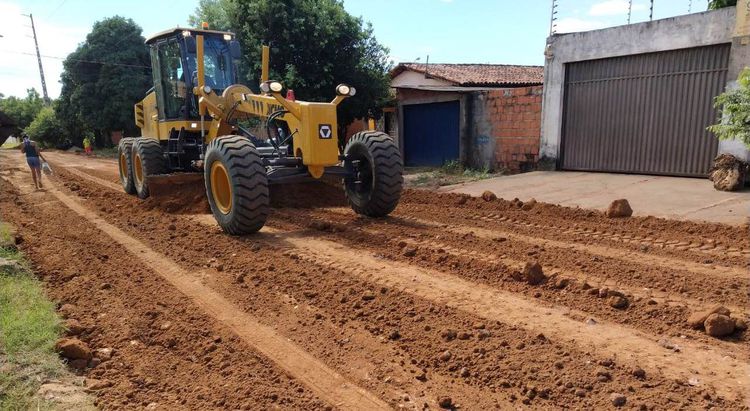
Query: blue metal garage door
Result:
<box><xmin>403</xmin><ymin>101</ymin><xmax>460</xmax><ymax>167</ymax></box>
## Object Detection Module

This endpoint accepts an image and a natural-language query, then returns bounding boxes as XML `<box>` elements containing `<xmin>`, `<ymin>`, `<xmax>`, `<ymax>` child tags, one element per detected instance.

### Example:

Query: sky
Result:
<box><xmin>0</xmin><ymin>0</ymin><xmax>705</xmax><ymax>99</ymax></box>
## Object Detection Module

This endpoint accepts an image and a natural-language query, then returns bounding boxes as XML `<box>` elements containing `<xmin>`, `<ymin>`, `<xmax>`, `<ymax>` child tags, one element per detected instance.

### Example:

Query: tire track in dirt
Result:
<box><xmin>270</xmin><ymin>207</ymin><xmax>749</xmax><ymax>351</ymax></box>
<box><xmin>312</xmin><ymin>207</ymin><xmax>747</xmax><ymax>310</ymax></box>
<box><xmin>1</xmin><ymin>166</ymin><xmax>389</xmax><ymax>410</ymax></box>
<box><xmin>396</xmin><ymin>196</ymin><xmax>749</xmax><ymax>267</ymax></box>
<box><xmin>378</xmin><ymin>229</ymin><xmax>746</xmax><ymax>316</ymax></box>
<box><xmin>186</xmin><ymin>215</ymin><xmax>749</xmax><ymax>402</ymax></box>
<box><xmin>470</xmin><ymin>211</ymin><xmax>750</xmax><ymax>258</ymax></box>
<box><xmin>60</xmin><ymin>165</ymin><xmax>122</xmax><ymax>192</ymax></box>
<box><xmin>388</xmin><ymin>210</ymin><xmax>747</xmax><ymax>280</ymax></box>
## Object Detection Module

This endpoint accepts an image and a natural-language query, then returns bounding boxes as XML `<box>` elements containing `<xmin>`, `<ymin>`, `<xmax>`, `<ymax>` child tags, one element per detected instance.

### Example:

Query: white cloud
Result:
<box><xmin>0</xmin><ymin>1</ymin><xmax>87</xmax><ymax>99</ymax></box>
<box><xmin>555</xmin><ymin>17</ymin><xmax>609</xmax><ymax>33</ymax></box>
<box><xmin>589</xmin><ymin>0</ymin><xmax>646</xmax><ymax>16</ymax></box>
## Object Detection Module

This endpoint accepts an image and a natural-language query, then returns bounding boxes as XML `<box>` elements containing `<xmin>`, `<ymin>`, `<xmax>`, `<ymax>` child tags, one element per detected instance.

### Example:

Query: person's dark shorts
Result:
<box><xmin>27</xmin><ymin>156</ymin><xmax>41</xmax><ymax>169</ymax></box>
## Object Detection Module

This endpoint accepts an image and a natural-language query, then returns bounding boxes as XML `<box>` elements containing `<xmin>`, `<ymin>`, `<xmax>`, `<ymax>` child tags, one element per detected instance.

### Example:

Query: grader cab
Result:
<box><xmin>118</xmin><ymin>27</ymin><xmax>403</xmax><ymax>234</ymax></box>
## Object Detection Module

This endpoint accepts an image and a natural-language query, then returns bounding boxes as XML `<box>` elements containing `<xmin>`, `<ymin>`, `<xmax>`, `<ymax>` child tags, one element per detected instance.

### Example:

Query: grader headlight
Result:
<box><xmin>260</xmin><ymin>80</ymin><xmax>283</xmax><ymax>94</ymax></box>
<box><xmin>336</xmin><ymin>84</ymin><xmax>351</xmax><ymax>96</ymax></box>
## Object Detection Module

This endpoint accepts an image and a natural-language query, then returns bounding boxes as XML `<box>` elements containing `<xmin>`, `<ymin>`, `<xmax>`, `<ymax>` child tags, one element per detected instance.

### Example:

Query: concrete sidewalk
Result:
<box><xmin>442</xmin><ymin>171</ymin><xmax>750</xmax><ymax>226</ymax></box>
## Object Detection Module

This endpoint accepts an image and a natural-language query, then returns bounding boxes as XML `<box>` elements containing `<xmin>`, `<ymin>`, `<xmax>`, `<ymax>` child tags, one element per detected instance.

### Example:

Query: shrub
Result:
<box><xmin>708</xmin><ymin>68</ymin><xmax>750</xmax><ymax>149</ymax></box>
<box><xmin>24</xmin><ymin>107</ymin><xmax>62</xmax><ymax>147</ymax></box>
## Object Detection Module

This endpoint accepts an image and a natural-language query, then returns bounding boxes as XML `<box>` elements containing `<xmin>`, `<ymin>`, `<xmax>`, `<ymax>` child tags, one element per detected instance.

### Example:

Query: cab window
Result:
<box><xmin>157</xmin><ymin>40</ymin><xmax>187</xmax><ymax>119</ymax></box>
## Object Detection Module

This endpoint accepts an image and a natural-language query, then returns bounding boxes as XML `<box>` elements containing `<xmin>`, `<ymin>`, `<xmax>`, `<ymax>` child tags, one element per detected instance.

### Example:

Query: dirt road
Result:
<box><xmin>1</xmin><ymin>150</ymin><xmax>748</xmax><ymax>410</ymax></box>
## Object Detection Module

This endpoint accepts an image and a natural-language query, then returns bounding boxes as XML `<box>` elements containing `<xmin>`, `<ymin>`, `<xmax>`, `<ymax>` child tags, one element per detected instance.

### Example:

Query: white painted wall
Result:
<box><xmin>391</xmin><ymin>70</ymin><xmax>453</xmax><ymax>88</ymax></box>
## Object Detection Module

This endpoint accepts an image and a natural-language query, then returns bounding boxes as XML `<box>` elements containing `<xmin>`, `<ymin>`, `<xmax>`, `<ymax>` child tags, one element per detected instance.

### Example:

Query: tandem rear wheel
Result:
<box><xmin>343</xmin><ymin>131</ymin><xmax>403</xmax><ymax>217</ymax></box>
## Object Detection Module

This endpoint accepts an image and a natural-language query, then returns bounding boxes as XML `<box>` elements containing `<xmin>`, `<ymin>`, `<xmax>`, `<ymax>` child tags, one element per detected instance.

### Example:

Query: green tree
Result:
<box><xmin>56</xmin><ymin>16</ymin><xmax>151</xmax><ymax>147</ymax></box>
<box><xmin>24</xmin><ymin>106</ymin><xmax>62</xmax><ymax>146</ymax></box>
<box><xmin>0</xmin><ymin>89</ymin><xmax>44</xmax><ymax>131</ymax></box>
<box><xmin>708</xmin><ymin>0</ymin><xmax>737</xmax><ymax>9</ymax></box>
<box><xmin>223</xmin><ymin>0</ymin><xmax>392</xmax><ymax>136</ymax></box>
<box><xmin>709</xmin><ymin>68</ymin><xmax>750</xmax><ymax>148</ymax></box>
<box><xmin>188</xmin><ymin>0</ymin><xmax>235</xmax><ymax>31</ymax></box>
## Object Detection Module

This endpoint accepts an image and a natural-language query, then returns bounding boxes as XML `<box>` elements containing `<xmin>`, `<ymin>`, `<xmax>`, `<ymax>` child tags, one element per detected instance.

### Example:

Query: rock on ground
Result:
<box><xmin>55</xmin><ymin>338</ymin><xmax>92</xmax><ymax>360</ymax></box>
<box><xmin>64</xmin><ymin>319</ymin><xmax>85</xmax><ymax>336</ymax></box>
<box><xmin>610</xmin><ymin>393</ymin><xmax>627</xmax><ymax>407</ymax></box>
<box><xmin>708</xmin><ymin>153</ymin><xmax>749</xmax><ymax>192</ymax></box>
<box><xmin>704</xmin><ymin>313</ymin><xmax>735</xmax><ymax>338</ymax></box>
<box><xmin>438</xmin><ymin>396</ymin><xmax>453</xmax><ymax>409</ymax></box>
<box><xmin>605</xmin><ymin>199</ymin><xmax>633</xmax><ymax>218</ymax></box>
<box><xmin>522</xmin><ymin>262</ymin><xmax>546</xmax><ymax>285</ymax></box>
<box><xmin>481</xmin><ymin>191</ymin><xmax>497</xmax><ymax>202</ymax></box>
<box><xmin>687</xmin><ymin>305</ymin><xmax>730</xmax><ymax>329</ymax></box>
<box><xmin>609</xmin><ymin>296</ymin><xmax>629</xmax><ymax>309</ymax></box>
<box><xmin>521</xmin><ymin>198</ymin><xmax>537</xmax><ymax>211</ymax></box>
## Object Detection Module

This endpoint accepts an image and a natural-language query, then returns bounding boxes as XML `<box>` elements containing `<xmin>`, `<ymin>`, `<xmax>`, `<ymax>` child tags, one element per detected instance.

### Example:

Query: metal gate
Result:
<box><xmin>403</xmin><ymin>101</ymin><xmax>460</xmax><ymax>167</ymax></box>
<box><xmin>561</xmin><ymin>44</ymin><xmax>730</xmax><ymax>176</ymax></box>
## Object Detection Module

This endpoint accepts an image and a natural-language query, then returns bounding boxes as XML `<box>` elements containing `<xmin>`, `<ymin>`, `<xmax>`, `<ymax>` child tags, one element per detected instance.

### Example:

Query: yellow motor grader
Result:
<box><xmin>118</xmin><ymin>27</ymin><xmax>402</xmax><ymax>234</ymax></box>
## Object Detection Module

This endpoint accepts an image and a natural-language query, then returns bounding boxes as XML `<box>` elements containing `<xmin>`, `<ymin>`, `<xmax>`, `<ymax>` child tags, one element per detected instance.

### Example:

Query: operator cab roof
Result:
<box><xmin>145</xmin><ymin>27</ymin><xmax>235</xmax><ymax>45</ymax></box>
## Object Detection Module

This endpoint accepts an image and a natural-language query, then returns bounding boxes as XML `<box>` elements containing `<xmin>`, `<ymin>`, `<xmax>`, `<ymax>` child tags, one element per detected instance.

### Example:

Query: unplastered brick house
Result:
<box><xmin>388</xmin><ymin>62</ymin><xmax>543</xmax><ymax>172</ymax></box>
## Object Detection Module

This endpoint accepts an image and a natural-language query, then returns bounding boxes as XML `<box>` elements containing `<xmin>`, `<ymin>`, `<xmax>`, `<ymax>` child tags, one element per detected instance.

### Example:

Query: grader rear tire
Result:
<box><xmin>132</xmin><ymin>138</ymin><xmax>167</xmax><ymax>199</ymax></box>
<box><xmin>343</xmin><ymin>131</ymin><xmax>403</xmax><ymax>217</ymax></box>
<box><xmin>118</xmin><ymin>137</ymin><xmax>136</xmax><ymax>195</ymax></box>
<box><xmin>204</xmin><ymin>135</ymin><xmax>269</xmax><ymax>234</ymax></box>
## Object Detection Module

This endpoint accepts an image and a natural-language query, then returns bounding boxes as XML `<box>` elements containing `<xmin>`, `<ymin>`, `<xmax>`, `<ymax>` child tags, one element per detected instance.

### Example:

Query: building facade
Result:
<box><xmin>541</xmin><ymin>5</ymin><xmax>749</xmax><ymax>177</ymax></box>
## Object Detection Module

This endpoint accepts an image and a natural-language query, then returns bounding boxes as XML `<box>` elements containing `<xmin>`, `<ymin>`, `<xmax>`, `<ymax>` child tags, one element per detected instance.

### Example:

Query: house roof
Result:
<box><xmin>391</xmin><ymin>63</ymin><xmax>544</xmax><ymax>87</ymax></box>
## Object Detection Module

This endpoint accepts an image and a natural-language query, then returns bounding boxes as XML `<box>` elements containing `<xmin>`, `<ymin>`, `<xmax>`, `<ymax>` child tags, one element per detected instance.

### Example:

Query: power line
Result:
<box><xmin>46</xmin><ymin>0</ymin><xmax>68</xmax><ymax>18</ymax></box>
<box><xmin>0</xmin><ymin>49</ymin><xmax>151</xmax><ymax>69</ymax></box>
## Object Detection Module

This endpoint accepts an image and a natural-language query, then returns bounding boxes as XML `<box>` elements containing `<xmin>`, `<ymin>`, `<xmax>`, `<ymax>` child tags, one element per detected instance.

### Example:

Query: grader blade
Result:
<box><xmin>147</xmin><ymin>173</ymin><xmax>205</xmax><ymax>199</ymax></box>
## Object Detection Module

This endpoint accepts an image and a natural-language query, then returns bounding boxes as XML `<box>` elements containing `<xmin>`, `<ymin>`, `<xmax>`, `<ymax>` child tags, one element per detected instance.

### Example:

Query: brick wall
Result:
<box><xmin>487</xmin><ymin>86</ymin><xmax>543</xmax><ymax>172</ymax></box>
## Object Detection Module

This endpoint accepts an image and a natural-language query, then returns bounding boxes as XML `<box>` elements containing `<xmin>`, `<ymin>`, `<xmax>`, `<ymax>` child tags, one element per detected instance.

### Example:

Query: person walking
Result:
<box><xmin>83</xmin><ymin>136</ymin><xmax>92</xmax><ymax>156</ymax></box>
<box><xmin>20</xmin><ymin>135</ymin><xmax>46</xmax><ymax>190</ymax></box>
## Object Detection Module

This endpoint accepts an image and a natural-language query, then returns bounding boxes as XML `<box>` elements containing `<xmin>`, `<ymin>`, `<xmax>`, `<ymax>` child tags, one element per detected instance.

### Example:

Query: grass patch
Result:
<box><xmin>405</xmin><ymin>160</ymin><xmax>502</xmax><ymax>189</ymax></box>
<box><xmin>92</xmin><ymin>147</ymin><xmax>118</xmax><ymax>159</ymax></box>
<box><xmin>0</xmin><ymin>223</ymin><xmax>67</xmax><ymax>410</ymax></box>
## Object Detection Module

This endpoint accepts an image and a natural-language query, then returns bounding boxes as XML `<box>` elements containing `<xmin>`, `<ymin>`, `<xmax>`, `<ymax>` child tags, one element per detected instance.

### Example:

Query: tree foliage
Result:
<box><xmin>709</xmin><ymin>68</ymin><xmax>750</xmax><ymax>148</ymax></box>
<box><xmin>192</xmin><ymin>0</ymin><xmax>393</xmax><ymax>131</ymax></box>
<box><xmin>56</xmin><ymin>16</ymin><xmax>151</xmax><ymax>147</ymax></box>
<box><xmin>0</xmin><ymin>89</ymin><xmax>44</xmax><ymax>131</ymax></box>
<box><xmin>24</xmin><ymin>106</ymin><xmax>62</xmax><ymax>146</ymax></box>
<box><xmin>708</xmin><ymin>0</ymin><xmax>737</xmax><ymax>9</ymax></box>
<box><xmin>189</xmin><ymin>0</ymin><xmax>235</xmax><ymax>31</ymax></box>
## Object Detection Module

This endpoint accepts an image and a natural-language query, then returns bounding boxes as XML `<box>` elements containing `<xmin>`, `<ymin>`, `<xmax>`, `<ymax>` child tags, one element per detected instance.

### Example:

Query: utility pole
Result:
<box><xmin>23</xmin><ymin>13</ymin><xmax>50</xmax><ymax>104</ymax></box>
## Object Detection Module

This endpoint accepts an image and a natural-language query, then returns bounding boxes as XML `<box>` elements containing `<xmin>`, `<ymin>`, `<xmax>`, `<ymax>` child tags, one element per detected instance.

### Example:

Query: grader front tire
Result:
<box><xmin>118</xmin><ymin>137</ymin><xmax>136</xmax><ymax>195</ymax></box>
<box><xmin>343</xmin><ymin>131</ymin><xmax>403</xmax><ymax>217</ymax></box>
<box><xmin>204</xmin><ymin>135</ymin><xmax>269</xmax><ymax>235</ymax></box>
<box><xmin>132</xmin><ymin>138</ymin><xmax>167</xmax><ymax>199</ymax></box>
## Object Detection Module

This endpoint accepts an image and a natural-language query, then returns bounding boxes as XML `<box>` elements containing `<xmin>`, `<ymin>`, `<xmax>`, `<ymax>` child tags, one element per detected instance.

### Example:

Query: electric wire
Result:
<box><xmin>0</xmin><ymin>49</ymin><xmax>151</xmax><ymax>69</ymax></box>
